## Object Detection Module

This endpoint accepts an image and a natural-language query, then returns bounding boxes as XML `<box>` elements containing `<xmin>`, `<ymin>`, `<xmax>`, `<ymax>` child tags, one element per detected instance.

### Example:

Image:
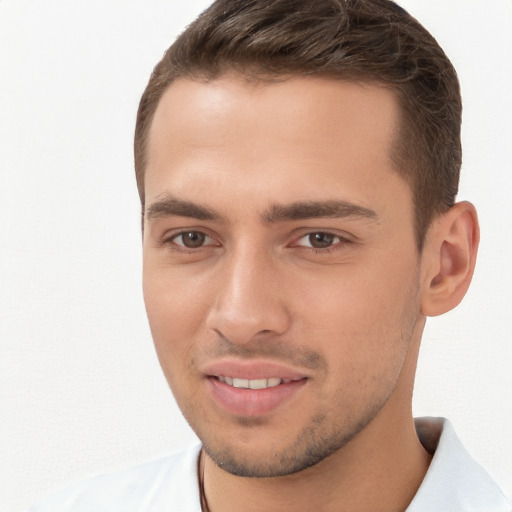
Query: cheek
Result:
<box><xmin>295</xmin><ymin>259</ymin><xmax>419</xmax><ymax>377</ymax></box>
<box><xmin>142</xmin><ymin>263</ymin><xmax>213</xmax><ymax>362</ymax></box>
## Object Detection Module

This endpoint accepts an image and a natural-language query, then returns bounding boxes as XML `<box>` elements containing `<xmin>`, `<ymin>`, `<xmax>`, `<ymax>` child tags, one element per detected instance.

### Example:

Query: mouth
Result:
<box><xmin>214</xmin><ymin>375</ymin><xmax>298</xmax><ymax>389</ymax></box>
<box><xmin>202</xmin><ymin>361</ymin><xmax>309</xmax><ymax>417</ymax></box>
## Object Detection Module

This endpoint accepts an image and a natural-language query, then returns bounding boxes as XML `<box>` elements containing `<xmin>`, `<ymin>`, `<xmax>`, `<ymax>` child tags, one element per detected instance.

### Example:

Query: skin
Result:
<box><xmin>142</xmin><ymin>74</ymin><xmax>478</xmax><ymax>511</ymax></box>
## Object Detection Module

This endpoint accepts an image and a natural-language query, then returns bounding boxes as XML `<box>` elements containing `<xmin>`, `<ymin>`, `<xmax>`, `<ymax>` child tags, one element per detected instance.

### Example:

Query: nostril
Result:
<box><xmin>205</xmin><ymin>295</ymin><xmax>292</xmax><ymax>345</ymax></box>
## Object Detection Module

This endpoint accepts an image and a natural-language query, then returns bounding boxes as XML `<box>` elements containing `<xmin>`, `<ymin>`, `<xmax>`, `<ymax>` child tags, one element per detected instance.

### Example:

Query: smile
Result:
<box><xmin>216</xmin><ymin>376</ymin><xmax>292</xmax><ymax>389</ymax></box>
<box><xmin>207</xmin><ymin>374</ymin><xmax>307</xmax><ymax>417</ymax></box>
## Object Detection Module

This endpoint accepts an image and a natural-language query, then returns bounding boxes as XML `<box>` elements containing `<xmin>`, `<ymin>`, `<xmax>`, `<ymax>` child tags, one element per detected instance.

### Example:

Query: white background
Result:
<box><xmin>1</xmin><ymin>1</ymin><xmax>510</xmax><ymax>510</ymax></box>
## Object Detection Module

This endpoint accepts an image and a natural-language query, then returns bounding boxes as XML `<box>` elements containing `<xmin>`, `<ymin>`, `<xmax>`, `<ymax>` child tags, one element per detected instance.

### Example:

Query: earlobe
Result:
<box><xmin>421</xmin><ymin>201</ymin><xmax>480</xmax><ymax>317</ymax></box>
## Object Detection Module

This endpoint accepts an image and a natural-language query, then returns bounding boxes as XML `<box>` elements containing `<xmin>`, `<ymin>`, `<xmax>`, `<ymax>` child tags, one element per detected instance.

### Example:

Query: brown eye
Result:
<box><xmin>308</xmin><ymin>232</ymin><xmax>336</xmax><ymax>248</ymax></box>
<box><xmin>175</xmin><ymin>231</ymin><xmax>207</xmax><ymax>248</ymax></box>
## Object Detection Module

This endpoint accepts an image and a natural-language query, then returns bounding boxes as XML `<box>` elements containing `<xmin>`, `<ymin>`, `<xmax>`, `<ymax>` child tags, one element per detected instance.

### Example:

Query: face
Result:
<box><xmin>142</xmin><ymin>75</ymin><xmax>423</xmax><ymax>477</ymax></box>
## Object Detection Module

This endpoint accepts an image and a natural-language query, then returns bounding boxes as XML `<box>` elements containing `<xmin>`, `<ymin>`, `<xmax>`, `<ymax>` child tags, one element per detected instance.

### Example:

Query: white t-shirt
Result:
<box><xmin>28</xmin><ymin>418</ymin><xmax>511</xmax><ymax>512</ymax></box>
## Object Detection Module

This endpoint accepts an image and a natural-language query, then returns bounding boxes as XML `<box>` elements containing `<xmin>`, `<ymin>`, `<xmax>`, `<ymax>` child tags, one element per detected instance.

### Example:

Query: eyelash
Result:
<box><xmin>292</xmin><ymin>232</ymin><xmax>351</xmax><ymax>253</ymax></box>
<box><xmin>162</xmin><ymin>231</ymin><xmax>219</xmax><ymax>253</ymax></box>
<box><xmin>162</xmin><ymin>230</ymin><xmax>352</xmax><ymax>254</ymax></box>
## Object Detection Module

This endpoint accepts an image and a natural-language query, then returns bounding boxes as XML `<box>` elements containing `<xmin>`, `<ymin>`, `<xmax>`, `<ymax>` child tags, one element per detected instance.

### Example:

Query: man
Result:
<box><xmin>28</xmin><ymin>0</ymin><xmax>511</xmax><ymax>510</ymax></box>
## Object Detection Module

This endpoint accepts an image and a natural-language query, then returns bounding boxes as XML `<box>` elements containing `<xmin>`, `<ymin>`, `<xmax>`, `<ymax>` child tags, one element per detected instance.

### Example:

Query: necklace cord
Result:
<box><xmin>199</xmin><ymin>449</ymin><xmax>211</xmax><ymax>512</ymax></box>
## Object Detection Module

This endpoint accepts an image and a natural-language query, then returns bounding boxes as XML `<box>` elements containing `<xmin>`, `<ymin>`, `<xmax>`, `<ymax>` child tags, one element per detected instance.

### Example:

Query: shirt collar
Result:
<box><xmin>406</xmin><ymin>417</ymin><xmax>510</xmax><ymax>511</ymax></box>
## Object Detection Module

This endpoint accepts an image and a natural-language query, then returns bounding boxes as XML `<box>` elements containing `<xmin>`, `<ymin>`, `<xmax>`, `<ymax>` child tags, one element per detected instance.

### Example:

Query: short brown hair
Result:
<box><xmin>135</xmin><ymin>0</ymin><xmax>462</xmax><ymax>249</ymax></box>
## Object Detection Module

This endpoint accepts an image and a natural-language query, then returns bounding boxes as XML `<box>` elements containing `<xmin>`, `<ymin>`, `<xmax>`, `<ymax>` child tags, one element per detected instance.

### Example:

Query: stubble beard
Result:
<box><xmin>179</xmin><ymin>271</ymin><xmax>421</xmax><ymax>479</ymax></box>
<box><xmin>198</xmin><ymin>314</ymin><xmax>419</xmax><ymax>478</ymax></box>
<box><xmin>199</xmin><ymin>393</ymin><xmax>393</xmax><ymax>478</ymax></box>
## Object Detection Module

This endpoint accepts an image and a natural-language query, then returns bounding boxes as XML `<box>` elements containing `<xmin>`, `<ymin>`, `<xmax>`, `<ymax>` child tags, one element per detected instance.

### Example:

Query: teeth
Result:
<box><xmin>249</xmin><ymin>379</ymin><xmax>267</xmax><ymax>390</ymax></box>
<box><xmin>233</xmin><ymin>378</ymin><xmax>249</xmax><ymax>388</ymax></box>
<box><xmin>217</xmin><ymin>376</ymin><xmax>284</xmax><ymax>389</ymax></box>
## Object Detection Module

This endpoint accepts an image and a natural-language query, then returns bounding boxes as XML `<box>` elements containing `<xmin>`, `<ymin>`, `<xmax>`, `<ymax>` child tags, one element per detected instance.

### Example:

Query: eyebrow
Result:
<box><xmin>145</xmin><ymin>195</ymin><xmax>221</xmax><ymax>221</ymax></box>
<box><xmin>262</xmin><ymin>200</ymin><xmax>378</xmax><ymax>223</ymax></box>
<box><xmin>145</xmin><ymin>195</ymin><xmax>378</xmax><ymax>223</ymax></box>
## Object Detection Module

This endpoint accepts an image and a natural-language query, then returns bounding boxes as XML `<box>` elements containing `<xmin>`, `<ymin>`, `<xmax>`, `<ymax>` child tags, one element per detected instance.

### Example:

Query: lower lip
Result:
<box><xmin>206</xmin><ymin>377</ymin><xmax>307</xmax><ymax>417</ymax></box>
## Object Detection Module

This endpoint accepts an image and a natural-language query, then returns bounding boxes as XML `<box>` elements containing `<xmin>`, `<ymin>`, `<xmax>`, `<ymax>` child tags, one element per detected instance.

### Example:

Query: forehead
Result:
<box><xmin>145</xmin><ymin>74</ymin><xmax>408</xmax><ymax>215</ymax></box>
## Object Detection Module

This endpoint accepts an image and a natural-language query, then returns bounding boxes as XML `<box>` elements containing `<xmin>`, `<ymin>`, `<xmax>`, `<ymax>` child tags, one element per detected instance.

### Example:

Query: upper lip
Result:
<box><xmin>200</xmin><ymin>358</ymin><xmax>309</xmax><ymax>381</ymax></box>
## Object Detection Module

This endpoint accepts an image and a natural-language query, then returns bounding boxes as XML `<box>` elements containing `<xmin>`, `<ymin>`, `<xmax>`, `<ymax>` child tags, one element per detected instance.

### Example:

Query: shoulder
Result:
<box><xmin>27</xmin><ymin>444</ymin><xmax>202</xmax><ymax>512</ymax></box>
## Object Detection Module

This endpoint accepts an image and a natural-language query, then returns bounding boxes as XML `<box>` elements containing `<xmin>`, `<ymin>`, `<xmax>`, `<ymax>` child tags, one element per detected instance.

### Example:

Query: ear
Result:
<box><xmin>420</xmin><ymin>201</ymin><xmax>480</xmax><ymax>317</ymax></box>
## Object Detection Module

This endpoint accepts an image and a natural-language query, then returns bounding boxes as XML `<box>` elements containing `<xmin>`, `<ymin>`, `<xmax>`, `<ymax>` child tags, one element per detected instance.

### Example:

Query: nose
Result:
<box><xmin>206</xmin><ymin>244</ymin><xmax>291</xmax><ymax>345</ymax></box>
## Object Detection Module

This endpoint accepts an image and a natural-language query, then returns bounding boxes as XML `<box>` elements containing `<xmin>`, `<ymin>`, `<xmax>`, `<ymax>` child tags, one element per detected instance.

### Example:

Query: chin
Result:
<box><xmin>200</xmin><ymin>416</ymin><xmax>366</xmax><ymax>478</ymax></box>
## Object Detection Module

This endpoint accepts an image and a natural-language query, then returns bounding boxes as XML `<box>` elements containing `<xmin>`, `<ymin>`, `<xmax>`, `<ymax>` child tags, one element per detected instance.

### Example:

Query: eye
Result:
<box><xmin>171</xmin><ymin>231</ymin><xmax>215</xmax><ymax>249</ymax></box>
<box><xmin>296</xmin><ymin>232</ymin><xmax>343</xmax><ymax>249</ymax></box>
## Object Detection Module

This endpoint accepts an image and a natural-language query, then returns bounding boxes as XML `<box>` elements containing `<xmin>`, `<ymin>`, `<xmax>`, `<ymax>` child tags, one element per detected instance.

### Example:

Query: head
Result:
<box><xmin>137</xmin><ymin>0</ymin><xmax>478</xmax><ymax>479</ymax></box>
<box><xmin>135</xmin><ymin>0</ymin><xmax>463</xmax><ymax>250</ymax></box>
